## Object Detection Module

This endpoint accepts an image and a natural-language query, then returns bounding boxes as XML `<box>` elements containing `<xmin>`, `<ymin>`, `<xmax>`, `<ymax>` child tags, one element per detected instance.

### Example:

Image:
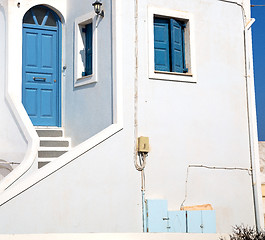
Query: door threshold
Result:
<box><xmin>35</xmin><ymin>126</ymin><xmax>62</xmax><ymax>129</ymax></box>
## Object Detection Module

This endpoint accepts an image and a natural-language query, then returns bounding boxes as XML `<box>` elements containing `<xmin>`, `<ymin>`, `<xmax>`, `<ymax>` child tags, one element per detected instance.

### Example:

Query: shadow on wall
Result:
<box><xmin>0</xmin><ymin>160</ymin><xmax>13</xmax><ymax>181</ymax></box>
<box><xmin>0</xmin><ymin>7</ymin><xmax>12</xmax><ymax>181</ymax></box>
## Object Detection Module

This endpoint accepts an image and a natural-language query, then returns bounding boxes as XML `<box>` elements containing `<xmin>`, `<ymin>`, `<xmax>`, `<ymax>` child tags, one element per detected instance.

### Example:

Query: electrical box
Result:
<box><xmin>138</xmin><ymin>136</ymin><xmax>150</xmax><ymax>153</ymax></box>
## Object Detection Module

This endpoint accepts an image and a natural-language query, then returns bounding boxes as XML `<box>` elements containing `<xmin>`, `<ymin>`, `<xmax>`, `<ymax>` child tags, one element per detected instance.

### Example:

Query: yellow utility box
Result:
<box><xmin>138</xmin><ymin>136</ymin><xmax>150</xmax><ymax>153</ymax></box>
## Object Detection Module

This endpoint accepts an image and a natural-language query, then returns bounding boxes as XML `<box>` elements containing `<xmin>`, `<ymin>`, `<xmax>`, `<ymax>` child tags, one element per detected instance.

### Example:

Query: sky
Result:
<box><xmin>251</xmin><ymin>0</ymin><xmax>265</xmax><ymax>140</ymax></box>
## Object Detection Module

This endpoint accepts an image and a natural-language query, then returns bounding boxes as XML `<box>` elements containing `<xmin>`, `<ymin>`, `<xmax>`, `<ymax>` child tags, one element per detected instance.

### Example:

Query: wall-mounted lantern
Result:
<box><xmin>92</xmin><ymin>0</ymin><xmax>104</xmax><ymax>17</ymax></box>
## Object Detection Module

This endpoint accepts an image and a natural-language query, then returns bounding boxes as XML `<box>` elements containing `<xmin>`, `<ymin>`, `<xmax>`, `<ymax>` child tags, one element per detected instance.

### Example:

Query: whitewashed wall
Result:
<box><xmin>0</xmin><ymin>1</ymin><xmax>27</xmax><ymax>174</ymax></box>
<box><xmin>137</xmin><ymin>0</ymin><xmax>256</xmax><ymax>231</ymax></box>
<box><xmin>0</xmin><ymin>0</ymin><xmax>142</xmax><ymax>234</ymax></box>
<box><xmin>0</xmin><ymin>0</ymin><xmax>259</xmax><ymax>235</ymax></box>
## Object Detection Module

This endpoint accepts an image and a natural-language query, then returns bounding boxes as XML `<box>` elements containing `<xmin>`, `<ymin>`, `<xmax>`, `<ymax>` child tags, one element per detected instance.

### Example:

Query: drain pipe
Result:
<box><xmin>217</xmin><ymin>0</ymin><xmax>263</xmax><ymax>230</ymax></box>
<box><xmin>134</xmin><ymin>0</ymin><xmax>147</xmax><ymax>232</ymax></box>
<box><xmin>243</xmin><ymin>16</ymin><xmax>264</xmax><ymax>231</ymax></box>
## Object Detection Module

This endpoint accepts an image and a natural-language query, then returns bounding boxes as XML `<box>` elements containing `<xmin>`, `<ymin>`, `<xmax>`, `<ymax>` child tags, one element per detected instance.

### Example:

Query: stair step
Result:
<box><xmin>38</xmin><ymin>157</ymin><xmax>58</xmax><ymax>169</ymax></box>
<box><xmin>38</xmin><ymin>150</ymin><xmax>67</xmax><ymax>158</ymax></box>
<box><xmin>40</xmin><ymin>139</ymin><xmax>70</xmax><ymax>148</ymax></box>
<box><xmin>39</xmin><ymin>146</ymin><xmax>69</xmax><ymax>151</ymax></box>
<box><xmin>36</xmin><ymin>127</ymin><xmax>70</xmax><ymax>168</ymax></box>
<box><xmin>38</xmin><ymin>161</ymin><xmax>50</xmax><ymax>169</ymax></box>
<box><xmin>36</xmin><ymin>129</ymin><xmax>63</xmax><ymax>138</ymax></box>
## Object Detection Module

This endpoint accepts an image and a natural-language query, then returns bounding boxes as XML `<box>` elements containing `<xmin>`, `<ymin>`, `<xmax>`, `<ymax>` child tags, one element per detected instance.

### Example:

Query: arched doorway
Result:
<box><xmin>22</xmin><ymin>5</ymin><xmax>61</xmax><ymax>126</ymax></box>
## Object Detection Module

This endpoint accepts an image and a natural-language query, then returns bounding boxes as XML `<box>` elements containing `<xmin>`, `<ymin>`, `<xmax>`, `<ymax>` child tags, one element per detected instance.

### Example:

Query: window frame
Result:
<box><xmin>74</xmin><ymin>12</ymin><xmax>97</xmax><ymax>87</ymax></box>
<box><xmin>148</xmin><ymin>6</ymin><xmax>196</xmax><ymax>83</ymax></box>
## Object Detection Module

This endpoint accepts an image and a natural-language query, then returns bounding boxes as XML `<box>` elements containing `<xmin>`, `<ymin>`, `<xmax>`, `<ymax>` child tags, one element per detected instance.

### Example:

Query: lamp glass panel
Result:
<box><xmin>95</xmin><ymin>4</ymin><xmax>100</xmax><ymax>13</ymax></box>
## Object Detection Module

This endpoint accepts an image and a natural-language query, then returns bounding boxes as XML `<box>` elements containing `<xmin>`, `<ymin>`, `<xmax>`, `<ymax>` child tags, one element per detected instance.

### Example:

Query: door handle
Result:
<box><xmin>33</xmin><ymin>77</ymin><xmax>46</xmax><ymax>81</ymax></box>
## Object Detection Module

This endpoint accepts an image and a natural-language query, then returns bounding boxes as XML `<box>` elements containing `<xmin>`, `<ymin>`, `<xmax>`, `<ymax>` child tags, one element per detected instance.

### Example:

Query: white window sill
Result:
<box><xmin>75</xmin><ymin>74</ymin><xmax>97</xmax><ymax>87</ymax></box>
<box><xmin>150</xmin><ymin>71</ymin><xmax>196</xmax><ymax>83</ymax></box>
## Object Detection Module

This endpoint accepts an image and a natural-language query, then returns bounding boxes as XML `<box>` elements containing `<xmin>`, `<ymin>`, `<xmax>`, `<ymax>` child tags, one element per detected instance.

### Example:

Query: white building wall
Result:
<box><xmin>137</xmin><ymin>0</ymin><xmax>256</xmax><ymax>231</ymax></box>
<box><xmin>0</xmin><ymin>0</ymin><xmax>260</xmax><ymax>235</ymax></box>
<box><xmin>0</xmin><ymin>1</ymin><xmax>27</xmax><ymax>175</ymax></box>
<box><xmin>0</xmin><ymin>0</ymin><xmax>142</xmax><ymax>234</ymax></box>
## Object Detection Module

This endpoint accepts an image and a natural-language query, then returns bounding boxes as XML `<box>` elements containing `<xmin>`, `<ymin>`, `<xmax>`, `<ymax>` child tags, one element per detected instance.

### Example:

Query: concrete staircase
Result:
<box><xmin>36</xmin><ymin>128</ymin><xmax>71</xmax><ymax>168</ymax></box>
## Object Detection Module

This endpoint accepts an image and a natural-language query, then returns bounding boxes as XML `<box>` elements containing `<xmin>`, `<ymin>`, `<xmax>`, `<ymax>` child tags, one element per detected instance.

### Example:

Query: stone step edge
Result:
<box><xmin>38</xmin><ymin>158</ymin><xmax>57</xmax><ymax>162</ymax></box>
<box><xmin>38</xmin><ymin>147</ymin><xmax>70</xmax><ymax>151</ymax></box>
<box><xmin>39</xmin><ymin>137</ymin><xmax>71</xmax><ymax>142</ymax></box>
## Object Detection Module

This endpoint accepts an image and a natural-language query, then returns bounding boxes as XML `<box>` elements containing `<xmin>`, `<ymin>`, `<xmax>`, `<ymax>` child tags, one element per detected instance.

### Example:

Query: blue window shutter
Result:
<box><xmin>170</xmin><ymin>19</ymin><xmax>184</xmax><ymax>73</ymax></box>
<box><xmin>85</xmin><ymin>23</ymin><xmax>93</xmax><ymax>75</ymax></box>
<box><xmin>154</xmin><ymin>18</ymin><xmax>170</xmax><ymax>72</ymax></box>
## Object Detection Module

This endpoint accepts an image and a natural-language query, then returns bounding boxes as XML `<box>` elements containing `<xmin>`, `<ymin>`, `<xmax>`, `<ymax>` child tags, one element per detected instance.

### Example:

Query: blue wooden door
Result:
<box><xmin>22</xmin><ymin>6</ymin><xmax>61</xmax><ymax>126</ymax></box>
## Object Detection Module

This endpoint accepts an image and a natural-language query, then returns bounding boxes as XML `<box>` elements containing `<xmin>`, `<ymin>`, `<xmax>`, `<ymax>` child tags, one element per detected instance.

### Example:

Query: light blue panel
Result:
<box><xmin>146</xmin><ymin>199</ymin><xmax>168</xmax><ymax>232</ymax></box>
<box><xmin>201</xmin><ymin>210</ymin><xmax>216</xmax><ymax>233</ymax></box>
<box><xmin>167</xmin><ymin>211</ymin><xmax>186</xmax><ymax>233</ymax></box>
<box><xmin>187</xmin><ymin>210</ymin><xmax>202</xmax><ymax>233</ymax></box>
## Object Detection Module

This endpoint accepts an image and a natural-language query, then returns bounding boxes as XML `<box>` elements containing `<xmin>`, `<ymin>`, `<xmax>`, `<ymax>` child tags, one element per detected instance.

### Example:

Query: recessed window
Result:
<box><xmin>154</xmin><ymin>17</ymin><xmax>188</xmax><ymax>73</ymax></box>
<box><xmin>82</xmin><ymin>23</ymin><xmax>93</xmax><ymax>77</ymax></box>
<box><xmin>148</xmin><ymin>7</ymin><xmax>196</xmax><ymax>83</ymax></box>
<box><xmin>74</xmin><ymin>12</ymin><xmax>97</xmax><ymax>87</ymax></box>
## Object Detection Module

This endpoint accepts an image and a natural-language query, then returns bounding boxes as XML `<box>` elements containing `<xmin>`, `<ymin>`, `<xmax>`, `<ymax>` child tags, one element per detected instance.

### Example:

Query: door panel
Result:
<box><xmin>41</xmin><ymin>33</ymin><xmax>55</xmax><ymax>68</ymax></box>
<box><xmin>22</xmin><ymin>26</ymin><xmax>59</xmax><ymax>126</ymax></box>
<box><xmin>25</xmin><ymin>32</ymin><xmax>38</xmax><ymax>68</ymax></box>
<box><xmin>40</xmin><ymin>89</ymin><xmax>53</xmax><ymax>116</ymax></box>
<box><xmin>24</xmin><ymin>88</ymin><xmax>38</xmax><ymax>116</ymax></box>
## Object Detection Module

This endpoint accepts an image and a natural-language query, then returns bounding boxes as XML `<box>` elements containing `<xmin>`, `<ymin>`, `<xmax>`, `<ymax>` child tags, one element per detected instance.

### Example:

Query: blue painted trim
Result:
<box><xmin>22</xmin><ymin>24</ymin><xmax>57</xmax><ymax>31</ymax></box>
<box><xmin>41</xmin><ymin>11</ymin><xmax>50</xmax><ymax>26</ymax></box>
<box><xmin>31</xmin><ymin>9</ymin><xmax>38</xmax><ymax>25</ymax></box>
<box><xmin>57</xmin><ymin>10</ymin><xmax>62</xmax><ymax>127</ymax></box>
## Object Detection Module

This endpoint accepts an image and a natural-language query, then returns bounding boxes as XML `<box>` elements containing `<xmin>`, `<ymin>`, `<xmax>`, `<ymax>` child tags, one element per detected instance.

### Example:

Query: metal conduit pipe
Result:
<box><xmin>133</xmin><ymin>0</ymin><xmax>147</xmax><ymax>232</ymax></box>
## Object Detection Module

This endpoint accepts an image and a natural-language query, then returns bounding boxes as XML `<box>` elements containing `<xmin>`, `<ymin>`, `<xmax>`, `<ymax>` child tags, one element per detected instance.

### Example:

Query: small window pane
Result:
<box><xmin>45</xmin><ymin>12</ymin><xmax>57</xmax><ymax>27</ymax></box>
<box><xmin>32</xmin><ymin>6</ymin><xmax>47</xmax><ymax>25</ymax></box>
<box><xmin>23</xmin><ymin>10</ymin><xmax>35</xmax><ymax>24</ymax></box>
